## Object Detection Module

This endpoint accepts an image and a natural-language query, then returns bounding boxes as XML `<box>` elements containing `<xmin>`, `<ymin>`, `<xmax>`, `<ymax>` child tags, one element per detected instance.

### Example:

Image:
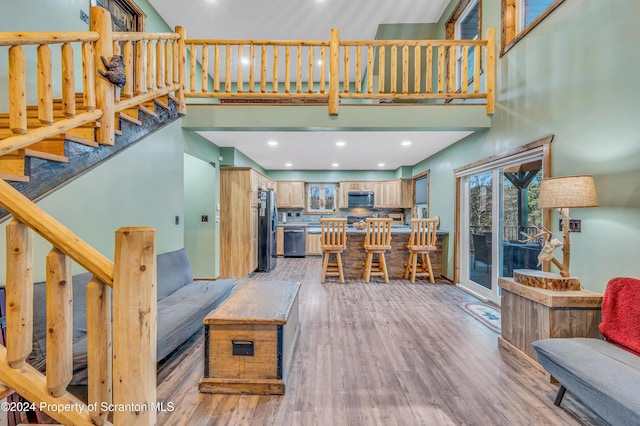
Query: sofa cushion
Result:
<box><xmin>533</xmin><ymin>338</ymin><xmax>640</xmax><ymax>425</ymax></box>
<box><xmin>69</xmin><ymin>279</ymin><xmax>235</xmax><ymax>385</ymax></box>
<box><xmin>156</xmin><ymin>279</ymin><xmax>234</xmax><ymax>361</ymax></box>
<box><xmin>598</xmin><ymin>277</ymin><xmax>640</xmax><ymax>355</ymax></box>
<box><xmin>156</xmin><ymin>248</ymin><xmax>194</xmax><ymax>300</ymax></box>
<box><xmin>30</xmin><ymin>272</ymin><xmax>93</xmax><ymax>370</ymax></box>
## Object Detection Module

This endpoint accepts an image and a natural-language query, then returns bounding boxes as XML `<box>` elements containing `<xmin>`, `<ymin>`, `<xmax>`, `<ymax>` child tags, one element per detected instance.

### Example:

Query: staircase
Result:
<box><xmin>0</xmin><ymin>6</ymin><xmax>183</xmax><ymax>425</ymax></box>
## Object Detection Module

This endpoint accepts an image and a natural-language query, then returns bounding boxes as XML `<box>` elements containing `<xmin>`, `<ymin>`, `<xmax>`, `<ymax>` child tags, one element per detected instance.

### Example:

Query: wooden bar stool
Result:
<box><xmin>404</xmin><ymin>217</ymin><xmax>439</xmax><ymax>283</ymax></box>
<box><xmin>362</xmin><ymin>218</ymin><xmax>393</xmax><ymax>283</ymax></box>
<box><xmin>320</xmin><ymin>218</ymin><xmax>348</xmax><ymax>283</ymax></box>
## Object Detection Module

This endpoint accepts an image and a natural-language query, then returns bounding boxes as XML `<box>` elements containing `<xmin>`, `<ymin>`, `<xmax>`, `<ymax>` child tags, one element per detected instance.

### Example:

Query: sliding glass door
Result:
<box><xmin>458</xmin><ymin>150</ymin><xmax>544</xmax><ymax>305</ymax></box>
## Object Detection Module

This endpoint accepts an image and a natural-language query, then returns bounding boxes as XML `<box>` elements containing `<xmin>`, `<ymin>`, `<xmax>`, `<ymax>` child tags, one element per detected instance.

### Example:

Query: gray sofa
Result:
<box><xmin>533</xmin><ymin>338</ymin><xmax>640</xmax><ymax>425</ymax></box>
<box><xmin>30</xmin><ymin>248</ymin><xmax>235</xmax><ymax>385</ymax></box>
<box><xmin>532</xmin><ymin>276</ymin><xmax>640</xmax><ymax>425</ymax></box>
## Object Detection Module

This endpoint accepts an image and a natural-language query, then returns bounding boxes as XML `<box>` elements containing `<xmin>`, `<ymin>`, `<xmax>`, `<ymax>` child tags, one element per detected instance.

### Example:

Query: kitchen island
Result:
<box><xmin>308</xmin><ymin>226</ymin><xmax>448</xmax><ymax>281</ymax></box>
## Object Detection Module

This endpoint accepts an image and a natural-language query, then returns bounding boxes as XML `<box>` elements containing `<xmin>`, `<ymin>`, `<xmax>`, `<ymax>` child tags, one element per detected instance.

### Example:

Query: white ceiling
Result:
<box><xmin>149</xmin><ymin>0</ymin><xmax>470</xmax><ymax>171</ymax></box>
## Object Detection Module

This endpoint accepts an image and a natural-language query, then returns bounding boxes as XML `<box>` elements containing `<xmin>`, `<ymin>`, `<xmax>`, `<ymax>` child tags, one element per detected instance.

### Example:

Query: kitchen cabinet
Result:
<box><xmin>276</xmin><ymin>227</ymin><xmax>284</xmax><ymax>256</ymax></box>
<box><xmin>374</xmin><ymin>179</ymin><xmax>412</xmax><ymax>208</ymax></box>
<box><xmin>277</xmin><ymin>181</ymin><xmax>305</xmax><ymax>208</ymax></box>
<box><xmin>221</xmin><ymin>167</ymin><xmax>273</xmax><ymax>277</ymax></box>
<box><xmin>305</xmin><ymin>232</ymin><xmax>322</xmax><ymax>256</ymax></box>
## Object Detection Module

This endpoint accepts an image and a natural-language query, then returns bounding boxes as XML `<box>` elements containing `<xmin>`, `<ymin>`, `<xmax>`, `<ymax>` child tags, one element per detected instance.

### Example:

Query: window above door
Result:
<box><xmin>501</xmin><ymin>0</ymin><xmax>565</xmax><ymax>55</ymax></box>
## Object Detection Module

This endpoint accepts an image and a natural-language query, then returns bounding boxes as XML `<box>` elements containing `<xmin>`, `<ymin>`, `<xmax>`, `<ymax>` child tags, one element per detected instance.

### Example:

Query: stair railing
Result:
<box><xmin>0</xmin><ymin>177</ymin><xmax>157</xmax><ymax>425</ymax></box>
<box><xmin>0</xmin><ymin>29</ymin><xmax>103</xmax><ymax>156</ymax></box>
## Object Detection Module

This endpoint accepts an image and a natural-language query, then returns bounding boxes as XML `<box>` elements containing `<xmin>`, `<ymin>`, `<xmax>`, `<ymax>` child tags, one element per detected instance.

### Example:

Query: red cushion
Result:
<box><xmin>598</xmin><ymin>277</ymin><xmax>640</xmax><ymax>355</ymax></box>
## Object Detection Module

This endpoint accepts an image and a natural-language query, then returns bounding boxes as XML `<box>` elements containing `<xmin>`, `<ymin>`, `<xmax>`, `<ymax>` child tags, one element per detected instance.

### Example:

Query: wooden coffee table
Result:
<box><xmin>198</xmin><ymin>280</ymin><xmax>300</xmax><ymax>395</ymax></box>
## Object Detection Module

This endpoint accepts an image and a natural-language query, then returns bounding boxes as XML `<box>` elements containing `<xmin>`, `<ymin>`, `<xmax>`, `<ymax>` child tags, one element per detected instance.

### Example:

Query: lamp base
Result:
<box><xmin>513</xmin><ymin>269</ymin><xmax>581</xmax><ymax>291</ymax></box>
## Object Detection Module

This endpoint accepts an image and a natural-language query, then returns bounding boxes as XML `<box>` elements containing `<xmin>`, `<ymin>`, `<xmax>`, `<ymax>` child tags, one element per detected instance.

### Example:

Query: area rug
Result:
<box><xmin>459</xmin><ymin>302</ymin><xmax>501</xmax><ymax>334</ymax></box>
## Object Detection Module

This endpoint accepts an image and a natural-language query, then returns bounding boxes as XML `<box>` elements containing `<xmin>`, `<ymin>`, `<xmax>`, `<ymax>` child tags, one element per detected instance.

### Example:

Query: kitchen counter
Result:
<box><xmin>319</xmin><ymin>228</ymin><xmax>448</xmax><ymax>281</ymax></box>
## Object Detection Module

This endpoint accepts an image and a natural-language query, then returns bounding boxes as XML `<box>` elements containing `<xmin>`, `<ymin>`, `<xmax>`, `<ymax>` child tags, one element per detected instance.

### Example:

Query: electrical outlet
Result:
<box><xmin>559</xmin><ymin>219</ymin><xmax>581</xmax><ymax>232</ymax></box>
<box><xmin>201</xmin><ymin>215</ymin><xmax>209</xmax><ymax>222</ymax></box>
<box><xmin>175</xmin><ymin>216</ymin><xmax>180</xmax><ymax>225</ymax></box>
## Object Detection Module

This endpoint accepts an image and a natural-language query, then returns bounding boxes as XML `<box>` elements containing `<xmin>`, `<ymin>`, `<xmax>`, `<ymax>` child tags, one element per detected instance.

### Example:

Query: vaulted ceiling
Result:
<box><xmin>148</xmin><ymin>0</ymin><xmax>477</xmax><ymax>170</ymax></box>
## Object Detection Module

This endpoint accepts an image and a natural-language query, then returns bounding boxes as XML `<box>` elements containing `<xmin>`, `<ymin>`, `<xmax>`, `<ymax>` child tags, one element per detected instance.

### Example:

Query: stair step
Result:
<box><xmin>154</xmin><ymin>96</ymin><xmax>171</xmax><ymax>111</ymax></box>
<box><xmin>23</xmin><ymin>140</ymin><xmax>65</xmax><ymax>157</ymax></box>
<box><xmin>137</xmin><ymin>104</ymin><xmax>157</xmax><ymax>118</ymax></box>
<box><xmin>117</xmin><ymin>111</ymin><xmax>142</xmax><ymax>126</ymax></box>
<box><xmin>0</xmin><ymin>173</ymin><xmax>29</xmax><ymax>182</ymax></box>
<box><xmin>0</xmin><ymin>153</ymin><xmax>27</xmax><ymax>177</ymax></box>
<box><xmin>21</xmin><ymin>148</ymin><xmax>68</xmax><ymax>164</ymax></box>
<box><xmin>61</xmin><ymin>133</ymin><xmax>99</xmax><ymax>148</ymax></box>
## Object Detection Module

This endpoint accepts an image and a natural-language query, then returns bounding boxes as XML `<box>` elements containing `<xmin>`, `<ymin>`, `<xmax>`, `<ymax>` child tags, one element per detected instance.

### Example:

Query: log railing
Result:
<box><xmin>184</xmin><ymin>27</ymin><xmax>495</xmax><ymax>115</ymax></box>
<box><xmin>0</xmin><ymin>6</ymin><xmax>186</xmax><ymax>155</ymax></box>
<box><xmin>0</xmin><ymin>178</ymin><xmax>157</xmax><ymax>426</ymax></box>
<box><xmin>0</xmin><ymin>30</ymin><xmax>103</xmax><ymax>156</ymax></box>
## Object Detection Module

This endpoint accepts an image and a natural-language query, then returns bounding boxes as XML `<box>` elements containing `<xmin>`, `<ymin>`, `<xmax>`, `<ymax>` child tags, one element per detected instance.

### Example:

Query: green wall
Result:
<box><xmin>412</xmin><ymin>0</ymin><xmax>640</xmax><ymax>293</ymax></box>
<box><xmin>0</xmin><ymin>121</ymin><xmax>185</xmax><ymax>282</ymax></box>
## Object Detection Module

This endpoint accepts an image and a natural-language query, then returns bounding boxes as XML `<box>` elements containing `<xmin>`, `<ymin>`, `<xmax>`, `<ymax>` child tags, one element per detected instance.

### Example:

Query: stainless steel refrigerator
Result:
<box><xmin>257</xmin><ymin>190</ymin><xmax>278</xmax><ymax>272</ymax></box>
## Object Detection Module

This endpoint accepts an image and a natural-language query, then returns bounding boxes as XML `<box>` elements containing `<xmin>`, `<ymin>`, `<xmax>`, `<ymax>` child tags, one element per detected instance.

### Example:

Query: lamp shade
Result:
<box><xmin>538</xmin><ymin>175</ymin><xmax>599</xmax><ymax>209</ymax></box>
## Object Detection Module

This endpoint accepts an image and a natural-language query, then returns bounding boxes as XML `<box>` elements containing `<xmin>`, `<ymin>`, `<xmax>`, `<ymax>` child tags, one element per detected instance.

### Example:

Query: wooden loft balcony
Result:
<box><xmin>183</xmin><ymin>28</ymin><xmax>496</xmax><ymax>118</ymax></box>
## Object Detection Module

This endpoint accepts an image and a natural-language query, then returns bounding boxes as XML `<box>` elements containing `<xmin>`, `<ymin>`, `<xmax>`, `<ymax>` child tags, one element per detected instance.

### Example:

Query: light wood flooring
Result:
<box><xmin>156</xmin><ymin>257</ymin><xmax>604</xmax><ymax>426</ymax></box>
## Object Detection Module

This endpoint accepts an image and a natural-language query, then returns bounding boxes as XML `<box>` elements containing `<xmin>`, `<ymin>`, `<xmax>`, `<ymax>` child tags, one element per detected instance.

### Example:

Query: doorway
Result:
<box><xmin>456</xmin><ymin>141</ymin><xmax>550</xmax><ymax>304</ymax></box>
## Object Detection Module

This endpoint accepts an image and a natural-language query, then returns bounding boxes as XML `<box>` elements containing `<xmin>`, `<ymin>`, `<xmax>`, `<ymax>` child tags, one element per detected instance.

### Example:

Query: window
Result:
<box><xmin>502</xmin><ymin>0</ymin><xmax>565</xmax><ymax>54</ymax></box>
<box><xmin>446</xmin><ymin>0</ymin><xmax>482</xmax><ymax>91</ymax></box>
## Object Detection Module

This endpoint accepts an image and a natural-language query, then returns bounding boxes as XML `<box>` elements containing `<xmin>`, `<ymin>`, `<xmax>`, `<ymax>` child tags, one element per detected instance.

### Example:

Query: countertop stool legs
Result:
<box><xmin>362</xmin><ymin>218</ymin><xmax>392</xmax><ymax>283</ymax></box>
<box><xmin>320</xmin><ymin>218</ymin><xmax>347</xmax><ymax>283</ymax></box>
<box><xmin>404</xmin><ymin>217</ymin><xmax>439</xmax><ymax>284</ymax></box>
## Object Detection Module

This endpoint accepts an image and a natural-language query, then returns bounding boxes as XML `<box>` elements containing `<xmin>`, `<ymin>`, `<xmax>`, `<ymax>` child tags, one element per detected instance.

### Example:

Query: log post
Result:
<box><xmin>112</xmin><ymin>227</ymin><xmax>157</xmax><ymax>426</ymax></box>
<box><xmin>87</xmin><ymin>277</ymin><xmax>112</xmax><ymax>426</ymax></box>
<box><xmin>485</xmin><ymin>27</ymin><xmax>495</xmax><ymax>115</ymax></box>
<box><xmin>91</xmin><ymin>6</ymin><xmax>115</xmax><ymax>146</ymax></box>
<box><xmin>5</xmin><ymin>219</ymin><xmax>33</xmax><ymax>368</ymax></box>
<box><xmin>176</xmin><ymin>26</ymin><xmax>186</xmax><ymax>113</ymax></box>
<box><xmin>61</xmin><ymin>43</ymin><xmax>76</xmax><ymax>118</ymax></box>
<box><xmin>37</xmin><ymin>44</ymin><xmax>54</xmax><ymax>125</ymax></box>
<box><xmin>328</xmin><ymin>28</ymin><xmax>339</xmax><ymax>116</ymax></box>
<box><xmin>9</xmin><ymin>46</ymin><xmax>27</xmax><ymax>135</ymax></box>
<box><xmin>82</xmin><ymin>41</ymin><xmax>96</xmax><ymax>111</ymax></box>
<box><xmin>45</xmin><ymin>248</ymin><xmax>73</xmax><ymax>397</ymax></box>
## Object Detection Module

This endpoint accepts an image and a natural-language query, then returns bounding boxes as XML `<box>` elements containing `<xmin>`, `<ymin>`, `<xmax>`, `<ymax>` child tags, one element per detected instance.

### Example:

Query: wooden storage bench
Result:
<box><xmin>198</xmin><ymin>280</ymin><xmax>301</xmax><ymax>395</ymax></box>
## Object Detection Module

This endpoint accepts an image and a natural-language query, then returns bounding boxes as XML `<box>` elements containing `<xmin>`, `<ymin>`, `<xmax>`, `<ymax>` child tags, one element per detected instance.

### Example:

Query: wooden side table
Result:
<box><xmin>498</xmin><ymin>278</ymin><xmax>603</xmax><ymax>377</ymax></box>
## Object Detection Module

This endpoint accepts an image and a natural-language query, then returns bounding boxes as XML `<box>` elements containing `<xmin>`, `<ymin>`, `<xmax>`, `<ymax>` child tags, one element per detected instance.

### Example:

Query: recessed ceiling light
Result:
<box><xmin>336</xmin><ymin>141</ymin><xmax>345</xmax><ymax>147</ymax></box>
<box><xmin>401</xmin><ymin>140</ymin><xmax>412</xmax><ymax>146</ymax></box>
<box><xmin>317</xmin><ymin>60</ymin><xmax>323</xmax><ymax>66</ymax></box>
<box><xmin>267</xmin><ymin>140</ymin><xmax>278</xmax><ymax>146</ymax></box>
<box><xmin>285</xmin><ymin>163</ymin><xmax>293</xmax><ymax>167</ymax></box>
<box><xmin>331</xmin><ymin>163</ymin><xmax>339</xmax><ymax>167</ymax></box>
<box><xmin>378</xmin><ymin>163</ymin><xmax>385</xmax><ymax>167</ymax></box>
<box><xmin>240</xmin><ymin>57</ymin><xmax>250</xmax><ymax>65</ymax></box>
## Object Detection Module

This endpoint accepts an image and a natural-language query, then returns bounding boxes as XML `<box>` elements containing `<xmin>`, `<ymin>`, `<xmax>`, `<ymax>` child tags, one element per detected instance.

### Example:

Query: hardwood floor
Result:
<box><xmin>156</xmin><ymin>257</ymin><xmax>604</xmax><ymax>426</ymax></box>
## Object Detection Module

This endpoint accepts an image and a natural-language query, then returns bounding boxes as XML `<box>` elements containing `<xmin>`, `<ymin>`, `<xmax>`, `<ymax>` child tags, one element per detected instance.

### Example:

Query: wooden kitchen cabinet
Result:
<box><xmin>277</xmin><ymin>181</ymin><xmax>305</xmax><ymax>208</ymax></box>
<box><xmin>374</xmin><ymin>179</ymin><xmax>412</xmax><ymax>208</ymax></box>
<box><xmin>221</xmin><ymin>167</ymin><xmax>273</xmax><ymax>277</ymax></box>
<box><xmin>277</xmin><ymin>227</ymin><xmax>284</xmax><ymax>256</ymax></box>
<box><xmin>305</xmin><ymin>232</ymin><xmax>322</xmax><ymax>256</ymax></box>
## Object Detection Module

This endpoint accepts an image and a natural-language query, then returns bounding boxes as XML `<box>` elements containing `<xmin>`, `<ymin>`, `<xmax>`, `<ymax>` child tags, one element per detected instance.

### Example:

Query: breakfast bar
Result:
<box><xmin>308</xmin><ymin>226</ymin><xmax>448</xmax><ymax>281</ymax></box>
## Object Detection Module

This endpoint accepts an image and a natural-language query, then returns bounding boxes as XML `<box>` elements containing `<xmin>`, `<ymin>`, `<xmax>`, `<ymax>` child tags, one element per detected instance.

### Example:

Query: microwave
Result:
<box><xmin>348</xmin><ymin>191</ymin><xmax>374</xmax><ymax>208</ymax></box>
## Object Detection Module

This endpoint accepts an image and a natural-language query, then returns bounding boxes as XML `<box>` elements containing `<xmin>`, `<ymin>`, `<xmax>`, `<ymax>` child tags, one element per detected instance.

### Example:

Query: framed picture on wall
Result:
<box><xmin>306</xmin><ymin>183</ymin><xmax>337</xmax><ymax>214</ymax></box>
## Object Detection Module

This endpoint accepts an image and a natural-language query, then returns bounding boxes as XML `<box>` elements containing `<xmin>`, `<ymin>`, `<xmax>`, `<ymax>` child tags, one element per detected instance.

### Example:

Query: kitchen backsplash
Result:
<box><xmin>278</xmin><ymin>207</ymin><xmax>412</xmax><ymax>225</ymax></box>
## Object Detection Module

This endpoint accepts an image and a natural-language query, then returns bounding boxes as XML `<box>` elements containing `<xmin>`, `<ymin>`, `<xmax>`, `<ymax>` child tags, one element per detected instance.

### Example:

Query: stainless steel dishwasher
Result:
<box><xmin>283</xmin><ymin>227</ymin><xmax>306</xmax><ymax>257</ymax></box>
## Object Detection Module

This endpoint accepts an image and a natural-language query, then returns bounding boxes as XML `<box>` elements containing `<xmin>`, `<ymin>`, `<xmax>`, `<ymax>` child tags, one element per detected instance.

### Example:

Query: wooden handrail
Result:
<box><xmin>0</xmin><ymin>178</ymin><xmax>114</xmax><ymax>286</ymax></box>
<box><xmin>0</xmin><ymin>32</ymin><xmax>99</xmax><ymax>46</ymax></box>
<box><xmin>113</xmin><ymin>32</ymin><xmax>180</xmax><ymax>42</ymax></box>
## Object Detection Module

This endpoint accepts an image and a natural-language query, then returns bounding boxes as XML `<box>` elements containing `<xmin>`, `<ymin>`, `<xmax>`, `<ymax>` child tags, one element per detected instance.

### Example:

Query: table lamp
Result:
<box><xmin>513</xmin><ymin>175</ymin><xmax>598</xmax><ymax>290</ymax></box>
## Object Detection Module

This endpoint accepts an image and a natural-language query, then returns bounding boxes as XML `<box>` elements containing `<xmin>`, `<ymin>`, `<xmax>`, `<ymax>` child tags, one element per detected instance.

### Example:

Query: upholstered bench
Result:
<box><xmin>533</xmin><ymin>277</ymin><xmax>640</xmax><ymax>425</ymax></box>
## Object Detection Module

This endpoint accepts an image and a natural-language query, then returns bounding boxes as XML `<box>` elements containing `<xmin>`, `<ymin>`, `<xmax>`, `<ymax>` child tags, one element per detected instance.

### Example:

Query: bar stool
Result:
<box><xmin>404</xmin><ymin>217</ymin><xmax>439</xmax><ymax>283</ymax></box>
<box><xmin>320</xmin><ymin>218</ymin><xmax>348</xmax><ymax>283</ymax></box>
<box><xmin>362</xmin><ymin>218</ymin><xmax>393</xmax><ymax>283</ymax></box>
